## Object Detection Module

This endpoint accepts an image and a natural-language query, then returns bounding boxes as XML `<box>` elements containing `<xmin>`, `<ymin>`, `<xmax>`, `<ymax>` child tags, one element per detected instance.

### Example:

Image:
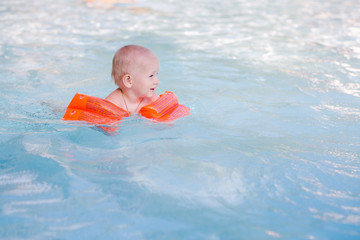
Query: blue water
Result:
<box><xmin>1</xmin><ymin>0</ymin><xmax>360</xmax><ymax>239</ymax></box>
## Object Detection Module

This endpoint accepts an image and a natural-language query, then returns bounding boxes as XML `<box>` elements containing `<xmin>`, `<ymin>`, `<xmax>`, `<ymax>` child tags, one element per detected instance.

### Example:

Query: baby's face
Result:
<box><xmin>131</xmin><ymin>53</ymin><xmax>160</xmax><ymax>98</ymax></box>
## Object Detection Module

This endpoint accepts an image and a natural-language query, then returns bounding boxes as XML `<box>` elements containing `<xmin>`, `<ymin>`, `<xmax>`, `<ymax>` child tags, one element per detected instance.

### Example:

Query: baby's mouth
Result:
<box><xmin>150</xmin><ymin>88</ymin><xmax>155</xmax><ymax>91</ymax></box>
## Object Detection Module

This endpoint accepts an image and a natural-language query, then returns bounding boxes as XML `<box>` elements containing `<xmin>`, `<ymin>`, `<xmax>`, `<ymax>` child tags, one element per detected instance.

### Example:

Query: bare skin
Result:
<box><xmin>106</xmin><ymin>45</ymin><xmax>160</xmax><ymax>114</ymax></box>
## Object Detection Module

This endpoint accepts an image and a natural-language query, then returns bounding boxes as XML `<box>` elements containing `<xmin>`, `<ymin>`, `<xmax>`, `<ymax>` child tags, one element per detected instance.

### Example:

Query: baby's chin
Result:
<box><xmin>145</xmin><ymin>89</ymin><xmax>156</xmax><ymax>98</ymax></box>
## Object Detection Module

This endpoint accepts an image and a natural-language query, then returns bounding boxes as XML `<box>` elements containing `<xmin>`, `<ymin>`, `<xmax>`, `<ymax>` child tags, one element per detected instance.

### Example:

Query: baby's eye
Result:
<box><xmin>149</xmin><ymin>73</ymin><xmax>158</xmax><ymax>78</ymax></box>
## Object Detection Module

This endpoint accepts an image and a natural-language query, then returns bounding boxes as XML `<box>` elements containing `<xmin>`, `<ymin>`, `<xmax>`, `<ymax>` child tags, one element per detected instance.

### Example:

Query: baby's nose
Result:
<box><xmin>154</xmin><ymin>76</ymin><xmax>159</xmax><ymax>85</ymax></box>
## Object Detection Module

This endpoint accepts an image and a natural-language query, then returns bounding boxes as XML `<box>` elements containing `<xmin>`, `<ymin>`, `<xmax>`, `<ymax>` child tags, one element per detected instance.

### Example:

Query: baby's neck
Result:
<box><xmin>120</xmin><ymin>89</ymin><xmax>144</xmax><ymax>113</ymax></box>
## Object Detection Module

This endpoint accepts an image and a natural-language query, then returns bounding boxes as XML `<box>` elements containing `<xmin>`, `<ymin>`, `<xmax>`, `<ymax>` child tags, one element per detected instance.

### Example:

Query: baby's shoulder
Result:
<box><xmin>105</xmin><ymin>88</ymin><xmax>122</xmax><ymax>107</ymax></box>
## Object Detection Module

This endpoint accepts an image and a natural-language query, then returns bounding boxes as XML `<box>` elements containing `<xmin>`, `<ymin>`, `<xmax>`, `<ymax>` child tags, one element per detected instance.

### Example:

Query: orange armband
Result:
<box><xmin>62</xmin><ymin>93</ymin><xmax>130</xmax><ymax>125</ymax></box>
<box><xmin>139</xmin><ymin>91</ymin><xmax>190</xmax><ymax>121</ymax></box>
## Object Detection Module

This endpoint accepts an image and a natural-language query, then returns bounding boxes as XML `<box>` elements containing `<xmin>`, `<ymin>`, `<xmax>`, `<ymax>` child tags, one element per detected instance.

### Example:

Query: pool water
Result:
<box><xmin>1</xmin><ymin>0</ymin><xmax>360</xmax><ymax>239</ymax></box>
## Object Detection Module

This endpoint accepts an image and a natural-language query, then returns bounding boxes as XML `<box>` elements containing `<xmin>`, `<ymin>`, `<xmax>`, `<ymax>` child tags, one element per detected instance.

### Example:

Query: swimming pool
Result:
<box><xmin>1</xmin><ymin>0</ymin><xmax>359</xmax><ymax>239</ymax></box>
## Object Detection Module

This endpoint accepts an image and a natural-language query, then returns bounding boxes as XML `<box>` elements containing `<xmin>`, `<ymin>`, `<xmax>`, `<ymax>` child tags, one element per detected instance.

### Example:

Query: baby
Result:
<box><xmin>63</xmin><ymin>44</ymin><xmax>190</xmax><ymax>124</ymax></box>
<box><xmin>106</xmin><ymin>45</ymin><xmax>160</xmax><ymax>114</ymax></box>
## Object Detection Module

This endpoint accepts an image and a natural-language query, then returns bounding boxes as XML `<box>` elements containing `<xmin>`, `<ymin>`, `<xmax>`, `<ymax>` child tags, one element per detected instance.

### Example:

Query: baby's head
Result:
<box><xmin>111</xmin><ymin>45</ymin><xmax>160</xmax><ymax>96</ymax></box>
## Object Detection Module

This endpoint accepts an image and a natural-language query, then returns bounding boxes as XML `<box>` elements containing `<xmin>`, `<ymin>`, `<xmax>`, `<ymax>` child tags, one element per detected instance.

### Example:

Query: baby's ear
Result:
<box><xmin>122</xmin><ymin>74</ymin><xmax>133</xmax><ymax>88</ymax></box>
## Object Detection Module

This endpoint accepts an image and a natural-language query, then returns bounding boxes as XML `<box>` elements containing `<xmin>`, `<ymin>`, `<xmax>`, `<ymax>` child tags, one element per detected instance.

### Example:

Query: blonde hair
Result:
<box><xmin>111</xmin><ymin>45</ymin><xmax>153</xmax><ymax>87</ymax></box>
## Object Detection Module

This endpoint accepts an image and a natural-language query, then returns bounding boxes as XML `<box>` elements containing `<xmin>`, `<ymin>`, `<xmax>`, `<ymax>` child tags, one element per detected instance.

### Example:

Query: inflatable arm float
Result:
<box><xmin>62</xmin><ymin>91</ymin><xmax>190</xmax><ymax>124</ymax></box>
